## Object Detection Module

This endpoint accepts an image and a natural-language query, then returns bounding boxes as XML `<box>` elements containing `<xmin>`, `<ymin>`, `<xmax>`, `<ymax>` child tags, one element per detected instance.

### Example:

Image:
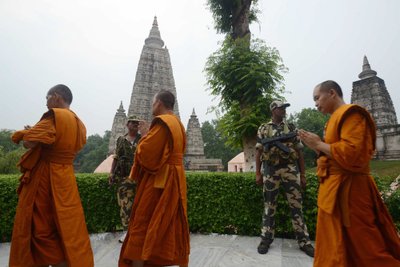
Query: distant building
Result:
<box><xmin>351</xmin><ymin>56</ymin><xmax>400</xmax><ymax>159</ymax></box>
<box><xmin>108</xmin><ymin>102</ymin><xmax>127</xmax><ymax>155</ymax></box>
<box><xmin>185</xmin><ymin>109</ymin><xmax>223</xmax><ymax>172</ymax></box>
<box><xmin>228</xmin><ymin>152</ymin><xmax>244</xmax><ymax>172</ymax></box>
<box><xmin>94</xmin><ymin>155</ymin><xmax>114</xmax><ymax>173</ymax></box>
<box><xmin>96</xmin><ymin>17</ymin><xmax>223</xmax><ymax>173</ymax></box>
<box><xmin>108</xmin><ymin>16</ymin><xmax>180</xmax><ymax>154</ymax></box>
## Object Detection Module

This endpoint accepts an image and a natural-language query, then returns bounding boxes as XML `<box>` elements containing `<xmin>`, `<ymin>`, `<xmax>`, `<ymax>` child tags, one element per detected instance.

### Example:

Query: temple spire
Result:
<box><xmin>117</xmin><ymin>101</ymin><xmax>125</xmax><ymax>113</ymax></box>
<box><xmin>191</xmin><ymin>108</ymin><xmax>196</xmax><ymax>116</ymax></box>
<box><xmin>153</xmin><ymin>16</ymin><xmax>158</xmax><ymax>27</ymax></box>
<box><xmin>145</xmin><ymin>16</ymin><xmax>164</xmax><ymax>48</ymax></box>
<box><xmin>358</xmin><ymin>55</ymin><xmax>377</xmax><ymax>79</ymax></box>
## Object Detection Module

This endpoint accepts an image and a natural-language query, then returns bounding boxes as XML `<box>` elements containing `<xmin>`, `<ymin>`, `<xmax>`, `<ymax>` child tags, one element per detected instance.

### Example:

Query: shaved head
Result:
<box><xmin>48</xmin><ymin>84</ymin><xmax>73</xmax><ymax>105</ymax></box>
<box><xmin>316</xmin><ymin>80</ymin><xmax>343</xmax><ymax>98</ymax></box>
<box><xmin>155</xmin><ymin>90</ymin><xmax>175</xmax><ymax>110</ymax></box>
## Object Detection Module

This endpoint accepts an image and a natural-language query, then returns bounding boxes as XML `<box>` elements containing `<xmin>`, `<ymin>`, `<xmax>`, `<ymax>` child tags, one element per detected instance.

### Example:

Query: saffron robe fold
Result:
<box><xmin>9</xmin><ymin>108</ymin><xmax>94</xmax><ymax>267</ymax></box>
<box><xmin>119</xmin><ymin>114</ymin><xmax>190</xmax><ymax>267</ymax></box>
<box><xmin>314</xmin><ymin>104</ymin><xmax>400</xmax><ymax>267</ymax></box>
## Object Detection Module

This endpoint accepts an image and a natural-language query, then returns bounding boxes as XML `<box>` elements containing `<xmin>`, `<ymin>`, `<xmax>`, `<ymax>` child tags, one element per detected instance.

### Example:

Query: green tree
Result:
<box><xmin>0</xmin><ymin>129</ymin><xmax>20</xmax><ymax>153</ymax></box>
<box><xmin>207</xmin><ymin>0</ymin><xmax>259</xmax><ymax>40</ymax></box>
<box><xmin>0</xmin><ymin>129</ymin><xmax>25</xmax><ymax>174</ymax></box>
<box><xmin>75</xmin><ymin>131</ymin><xmax>111</xmax><ymax>173</ymax></box>
<box><xmin>201</xmin><ymin>120</ymin><xmax>241</xmax><ymax>170</ymax></box>
<box><xmin>0</xmin><ymin>147</ymin><xmax>25</xmax><ymax>174</ymax></box>
<box><xmin>288</xmin><ymin>108</ymin><xmax>329</xmax><ymax>167</ymax></box>
<box><xmin>205</xmin><ymin>0</ymin><xmax>287</xmax><ymax>171</ymax></box>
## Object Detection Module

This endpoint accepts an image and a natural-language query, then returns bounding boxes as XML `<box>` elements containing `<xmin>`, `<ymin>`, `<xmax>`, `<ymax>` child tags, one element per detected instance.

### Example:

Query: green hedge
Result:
<box><xmin>0</xmin><ymin>172</ymin><xmax>398</xmax><ymax>242</ymax></box>
<box><xmin>186</xmin><ymin>172</ymin><xmax>319</xmax><ymax>238</ymax></box>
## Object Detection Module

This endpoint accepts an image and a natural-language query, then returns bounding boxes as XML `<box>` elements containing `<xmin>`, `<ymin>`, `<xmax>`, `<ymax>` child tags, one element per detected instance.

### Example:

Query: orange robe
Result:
<box><xmin>9</xmin><ymin>108</ymin><xmax>94</xmax><ymax>267</ymax></box>
<box><xmin>314</xmin><ymin>104</ymin><xmax>400</xmax><ymax>267</ymax></box>
<box><xmin>119</xmin><ymin>114</ymin><xmax>190</xmax><ymax>267</ymax></box>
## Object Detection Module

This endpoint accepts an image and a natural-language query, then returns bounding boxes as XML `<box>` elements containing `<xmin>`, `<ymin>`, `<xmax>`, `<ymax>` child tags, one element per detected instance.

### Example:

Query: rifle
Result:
<box><xmin>259</xmin><ymin>132</ymin><xmax>297</xmax><ymax>154</ymax></box>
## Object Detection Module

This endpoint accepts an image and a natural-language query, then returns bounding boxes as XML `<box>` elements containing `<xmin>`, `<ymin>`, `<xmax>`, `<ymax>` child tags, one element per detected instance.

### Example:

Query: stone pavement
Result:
<box><xmin>0</xmin><ymin>233</ymin><xmax>314</xmax><ymax>267</ymax></box>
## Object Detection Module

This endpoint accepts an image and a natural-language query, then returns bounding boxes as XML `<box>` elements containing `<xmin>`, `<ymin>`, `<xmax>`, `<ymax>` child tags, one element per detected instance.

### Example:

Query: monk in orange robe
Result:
<box><xmin>9</xmin><ymin>84</ymin><xmax>94</xmax><ymax>267</ymax></box>
<box><xmin>299</xmin><ymin>80</ymin><xmax>400</xmax><ymax>267</ymax></box>
<box><xmin>119</xmin><ymin>90</ymin><xmax>190</xmax><ymax>267</ymax></box>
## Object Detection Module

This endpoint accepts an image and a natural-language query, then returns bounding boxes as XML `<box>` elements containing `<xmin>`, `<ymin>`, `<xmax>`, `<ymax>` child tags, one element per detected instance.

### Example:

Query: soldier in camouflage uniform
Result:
<box><xmin>255</xmin><ymin>100</ymin><xmax>314</xmax><ymax>257</ymax></box>
<box><xmin>109</xmin><ymin>116</ymin><xmax>141</xmax><ymax>243</ymax></box>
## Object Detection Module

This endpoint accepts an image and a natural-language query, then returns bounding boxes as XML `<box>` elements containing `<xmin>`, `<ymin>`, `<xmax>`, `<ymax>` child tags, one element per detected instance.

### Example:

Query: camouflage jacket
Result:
<box><xmin>256</xmin><ymin>120</ymin><xmax>303</xmax><ymax>166</ymax></box>
<box><xmin>114</xmin><ymin>133</ymin><xmax>141</xmax><ymax>179</ymax></box>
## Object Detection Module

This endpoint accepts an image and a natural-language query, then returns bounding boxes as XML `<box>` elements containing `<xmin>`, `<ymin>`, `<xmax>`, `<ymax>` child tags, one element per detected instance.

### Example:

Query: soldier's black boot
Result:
<box><xmin>257</xmin><ymin>238</ymin><xmax>272</xmax><ymax>254</ymax></box>
<box><xmin>300</xmin><ymin>244</ymin><xmax>315</xmax><ymax>257</ymax></box>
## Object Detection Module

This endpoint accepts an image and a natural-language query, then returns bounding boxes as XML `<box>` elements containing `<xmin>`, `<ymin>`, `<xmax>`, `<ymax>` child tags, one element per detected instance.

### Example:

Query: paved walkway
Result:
<box><xmin>0</xmin><ymin>233</ymin><xmax>314</xmax><ymax>267</ymax></box>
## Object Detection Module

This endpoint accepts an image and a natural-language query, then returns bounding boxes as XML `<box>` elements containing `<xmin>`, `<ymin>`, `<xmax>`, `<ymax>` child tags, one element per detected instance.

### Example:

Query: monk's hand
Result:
<box><xmin>256</xmin><ymin>171</ymin><xmax>263</xmax><ymax>186</ymax></box>
<box><xmin>138</xmin><ymin>121</ymin><xmax>150</xmax><ymax>136</ymax></box>
<box><xmin>298</xmin><ymin>129</ymin><xmax>321</xmax><ymax>151</ymax></box>
<box><xmin>300</xmin><ymin>173</ymin><xmax>306</xmax><ymax>189</ymax></box>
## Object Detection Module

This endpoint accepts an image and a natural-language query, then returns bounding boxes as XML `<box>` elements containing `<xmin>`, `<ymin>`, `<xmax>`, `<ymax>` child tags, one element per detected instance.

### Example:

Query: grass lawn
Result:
<box><xmin>308</xmin><ymin>160</ymin><xmax>400</xmax><ymax>188</ymax></box>
<box><xmin>370</xmin><ymin>160</ymin><xmax>400</xmax><ymax>187</ymax></box>
<box><xmin>370</xmin><ymin>160</ymin><xmax>400</xmax><ymax>178</ymax></box>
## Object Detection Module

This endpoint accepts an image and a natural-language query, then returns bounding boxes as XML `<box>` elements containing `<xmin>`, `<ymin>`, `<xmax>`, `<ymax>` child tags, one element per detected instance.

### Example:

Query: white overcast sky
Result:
<box><xmin>0</xmin><ymin>0</ymin><xmax>399</xmax><ymax>135</ymax></box>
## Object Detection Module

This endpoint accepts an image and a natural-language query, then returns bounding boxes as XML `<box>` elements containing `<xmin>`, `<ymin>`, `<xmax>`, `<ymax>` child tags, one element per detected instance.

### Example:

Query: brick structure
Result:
<box><xmin>106</xmin><ymin>17</ymin><xmax>223</xmax><ymax>171</ymax></box>
<box><xmin>108</xmin><ymin>101</ymin><xmax>127</xmax><ymax>154</ymax></box>
<box><xmin>185</xmin><ymin>109</ymin><xmax>223</xmax><ymax>171</ymax></box>
<box><xmin>351</xmin><ymin>56</ymin><xmax>400</xmax><ymax>159</ymax></box>
<box><xmin>108</xmin><ymin>17</ymin><xmax>180</xmax><ymax>154</ymax></box>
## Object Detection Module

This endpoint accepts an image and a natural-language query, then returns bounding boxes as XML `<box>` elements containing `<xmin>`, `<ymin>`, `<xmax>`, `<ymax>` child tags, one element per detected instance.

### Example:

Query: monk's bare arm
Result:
<box><xmin>314</xmin><ymin>142</ymin><xmax>331</xmax><ymax>157</ymax></box>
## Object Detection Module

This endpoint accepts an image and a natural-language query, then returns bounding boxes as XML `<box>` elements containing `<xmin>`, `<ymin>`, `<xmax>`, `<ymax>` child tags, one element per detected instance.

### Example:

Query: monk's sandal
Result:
<box><xmin>257</xmin><ymin>238</ymin><xmax>271</xmax><ymax>254</ymax></box>
<box><xmin>300</xmin><ymin>244</ymin><xmax>315</xmax><ymax>257</ymax></box>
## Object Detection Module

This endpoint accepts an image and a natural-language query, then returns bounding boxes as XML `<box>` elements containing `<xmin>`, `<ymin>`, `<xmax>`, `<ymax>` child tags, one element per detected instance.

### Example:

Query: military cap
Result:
<box><xmin>270</xmin><ymin>100</ymin><xmax>290</xmax><ymax>111</ymax></box>
<box><xmin>127</xmin><ymin>115</ymin><xmax>141</xmax><ymax>122</ymax></box>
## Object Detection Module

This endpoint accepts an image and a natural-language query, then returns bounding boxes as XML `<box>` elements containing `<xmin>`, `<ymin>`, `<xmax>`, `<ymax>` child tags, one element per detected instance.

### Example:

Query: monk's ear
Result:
<box><xmin>53</xmin><ymin>93</ymin><xmax>65</xmax><ymax>105</ymax></box>
<box><xmin>328</xmin><ymin>88</ymin><xmax>337</xmax><ymax>98</ymax></box>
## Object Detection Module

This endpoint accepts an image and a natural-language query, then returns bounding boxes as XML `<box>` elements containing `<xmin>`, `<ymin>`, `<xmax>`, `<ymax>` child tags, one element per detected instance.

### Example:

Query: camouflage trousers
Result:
<box><xmin>117</xmin><ymin>178</ymin><xmax>136</xmax><ymax>230</ymax></box>
<box><xmin>261</xmin><ymin>163</ymin><xmax>311</xmax><ymax>247</ymax></box>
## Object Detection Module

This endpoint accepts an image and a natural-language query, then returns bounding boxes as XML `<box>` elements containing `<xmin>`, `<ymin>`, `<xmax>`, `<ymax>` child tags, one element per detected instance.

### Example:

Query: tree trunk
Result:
<box><xmin>231</xmin><ymin>0</ymin><xmax>252</xmax><ymax>41</ymax></box>
<box><xmin>243</xmin><ymin>135</ymin><xmax>256</xmax><ymax>172</ymax></box>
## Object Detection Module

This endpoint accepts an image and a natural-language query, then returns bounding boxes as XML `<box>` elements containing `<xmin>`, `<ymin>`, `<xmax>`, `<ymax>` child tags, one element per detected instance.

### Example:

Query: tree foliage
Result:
<box><xmin>0</xmin><ymin>129</ymin><xmax>20</xmax><ymax>153</ymax></box>
<box><xmin>207</xmin><ymin>0</ymin><xmax>259</xmax><ymax>38</ymax></box>
<box><xmin>206</xmin><ymin>1</ymin><xmax>287</xmax><ymax>172</ymax></box>
<box><xmin>288</xmin><ymin>108</ymin><xmax>329</xmax><ymax>137</ymax></box>
<box><xmin>201</xmin><ymin>120</ymin><xmax>241</xmax><ymax>169</ymax></box>
<box><xmin>0</xmin><ymin>129</ymin><xmax>111</xmax><ymax>174</ymax></box>
<box><xmin>74</xmin><ymin>131</ymin><xmax>111</xmax><ymax>173</ymax></box>
<box><xmin>0</xmin><ymin>146</ymin><xmax>25</xmax><ymax>174</ymax></box>
<box><xmin>205</xmin><ymin>38</ymin><xmax>287</xmax><ymax>146</ymax></box>
<box><xmin>0</xmin><ymin>129</ymin><xmax>25</xmax><ymax>174</ymax></box>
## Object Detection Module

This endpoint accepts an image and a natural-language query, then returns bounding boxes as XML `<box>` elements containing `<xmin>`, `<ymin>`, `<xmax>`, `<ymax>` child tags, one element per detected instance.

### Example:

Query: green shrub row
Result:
<box><xmin>1</xmin><ymin>172</ymin><xmax>398</xmax><ymax>242</ymax></box>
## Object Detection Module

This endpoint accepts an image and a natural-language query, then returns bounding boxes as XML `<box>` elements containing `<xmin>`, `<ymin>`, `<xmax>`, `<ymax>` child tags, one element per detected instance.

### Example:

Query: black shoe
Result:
<box><xmin>118</xmin><ymin>232</ymin><xmax>127</xmax><ymax>243</ymax></box>
<box><xmin>257</xmin><ymin>239</ymin><xmax>271</xmax><ymax>254</ymax></box>
<box><xmin>300</xmin><ymin>244</ymin><xmax>315</xmax><ymax>257</ymax></box>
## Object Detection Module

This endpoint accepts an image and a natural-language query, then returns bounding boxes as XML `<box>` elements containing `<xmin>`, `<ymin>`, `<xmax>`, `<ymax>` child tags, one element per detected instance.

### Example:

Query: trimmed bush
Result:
<box><xmin>0</xmin><ymin>172</ymin><xmax>398</xmax><ymax>243</ymax></box>
<box><xmin>386</xmin><ymin>189</ymin><xmax>400</xmax><ymax>229</ymax></box>
<box><xmin>76</xmin><ymin>174</ymin><xmax>121</xmax><ymax>233</ymax></box>
<box><xmin>186</xmin><ymin>172</ymin><xmax>319</xmax><ymax>239</ymax></box>
<box><xmin>0</xmin><ymin>175</ymin><xmax>18</xmax><ymax>242</ymax></box>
